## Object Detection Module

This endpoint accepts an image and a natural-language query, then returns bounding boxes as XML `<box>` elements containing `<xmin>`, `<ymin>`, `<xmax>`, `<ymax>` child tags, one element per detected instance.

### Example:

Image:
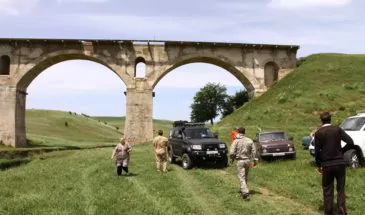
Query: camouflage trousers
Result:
<box><xmin>236</xmin><ymin>159</ymin><xmax>251</xmax><ymax>194</ymax></box>
<box><xmin>155</xmin><ymin>153</ymin><xmax>168</xmax><ymax>172</ymax></box>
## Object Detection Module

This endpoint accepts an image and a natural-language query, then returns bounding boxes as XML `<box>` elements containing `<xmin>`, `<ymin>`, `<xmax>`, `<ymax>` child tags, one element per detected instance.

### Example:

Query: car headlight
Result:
<box><xmin>263</xmin><ymin>149</ymin><xmax>267</xmax><ymax>153</ymax></box>
<box><xmin>219</xmin><ymin>144</ymin><xmax>226</xmax><ymax>149</ymax></box>
<box><xmin>191</xmin><ymin>145</ymin><xmax>202</xmax><ymax>150</ymax></box>
<box><xmin>289</xmin><ymin>147</ymin><xmax>293</xmax><ymax>152</ymax></box>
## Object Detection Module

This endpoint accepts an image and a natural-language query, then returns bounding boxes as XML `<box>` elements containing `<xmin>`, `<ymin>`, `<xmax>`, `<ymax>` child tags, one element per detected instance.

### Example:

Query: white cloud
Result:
<box><xmin>0</xmin><ymin>0</ymin><xmax>39</xmax><ymax>15</ymax></box>
<box><xmin>269</xmin><ymin>0</ymin><xmax>352</xmax><ymax>9</ymax></box>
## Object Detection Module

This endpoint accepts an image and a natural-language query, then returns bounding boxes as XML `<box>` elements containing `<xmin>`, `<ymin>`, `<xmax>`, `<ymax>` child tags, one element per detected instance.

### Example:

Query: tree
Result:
<box><xmin>190</xmin><ymin>83</ymin><xmax>228</xmax><ymax>125</ymax></box>
<box><xmin>231</xmin><ymin>90</ymin><xmax>250</xmax><ymax>109</ymax></box>
<box><xmin>221</xmin><ymin>96</ymin><xmax>234</xmax><ymax>118</ymax></box>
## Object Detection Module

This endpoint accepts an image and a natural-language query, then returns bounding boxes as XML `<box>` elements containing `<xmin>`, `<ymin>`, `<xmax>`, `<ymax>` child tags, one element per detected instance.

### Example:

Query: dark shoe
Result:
<box><xmin>241</xmin><ymin>193</ymin><xmax>250</xmax><ymax>201</ymax></box>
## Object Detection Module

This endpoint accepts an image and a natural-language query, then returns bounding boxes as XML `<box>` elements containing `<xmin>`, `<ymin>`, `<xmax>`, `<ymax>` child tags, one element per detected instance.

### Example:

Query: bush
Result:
<box><xmin>115</xmin><ymin>126</ymin><xmax>119</xmax><ymax>130</ymax></box>
<box><xmin>277</xmin><ymin>93</ymin><xmax>288</xmax><ymax>104</ymax></box>
<box><xmin>65</xmin><ymin>121</ymin><xmax>68</xmax><ymax>127</ymax></box>
<box><xmin>342</xmin><ymin>83</ymin><xmax>359</xmax><ymax>90</ymax></box>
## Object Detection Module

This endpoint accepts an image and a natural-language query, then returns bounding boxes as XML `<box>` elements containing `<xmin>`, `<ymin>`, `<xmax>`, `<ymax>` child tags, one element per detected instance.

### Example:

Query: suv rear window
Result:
<box><xmin>340</xmin><ymin>117</ymin><xmax>365</xmax><ymax>131</ymax></box>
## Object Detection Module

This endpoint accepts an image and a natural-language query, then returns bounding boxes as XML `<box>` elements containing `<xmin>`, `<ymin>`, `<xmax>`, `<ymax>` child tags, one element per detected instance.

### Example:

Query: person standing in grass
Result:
<box><xmin>111</xmin><ymin>136</ymin><xmax>132</xmax><ymax>177</ymax></box>
<box><xmin>153</xmin><ymin>130</ymin><xmax>170</xmax><ymax>173</ymax></box>
<box><xmin>229</xmin><ymin>127</ymin><xmax>258</xmax><ymax>201</ymax></box>
<box><xmin>315</xmin><ymin>112</ymin><xmax>354</xmax><ymax>215</ymax></box>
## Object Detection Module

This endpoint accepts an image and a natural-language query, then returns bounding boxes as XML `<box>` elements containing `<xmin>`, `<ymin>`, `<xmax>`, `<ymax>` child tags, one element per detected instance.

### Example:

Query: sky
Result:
<box><xmin>1</xmin><ymin>0</ymin><xmax>364</xmax><ymax>121</ymax></box>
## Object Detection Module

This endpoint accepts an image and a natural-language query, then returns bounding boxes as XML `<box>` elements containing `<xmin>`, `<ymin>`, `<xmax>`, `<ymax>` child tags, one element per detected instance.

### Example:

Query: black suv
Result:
<box><xmin>168</xmin><ymin>121</ymin><xmax>228</xmax><ymax>169</ymax></box>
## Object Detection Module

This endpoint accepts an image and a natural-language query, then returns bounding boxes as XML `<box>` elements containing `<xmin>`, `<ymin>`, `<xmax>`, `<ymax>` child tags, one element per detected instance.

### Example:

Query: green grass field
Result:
<box><xmin>2</xmin><ymin>54</ymin><xmax>365</xmax><ymax>214</ymax></box>
<box><xmin>94</xmin><ymin>116</ymin><xmax>173</xmax><ymax>137</ymax></box>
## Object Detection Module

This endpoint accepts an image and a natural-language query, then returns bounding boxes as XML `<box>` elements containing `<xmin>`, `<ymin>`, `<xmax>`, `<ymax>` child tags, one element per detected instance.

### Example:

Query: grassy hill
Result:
<box><xmin>213</xmin><ymin>53</ymin><xmax>365</xmax><ymax>213</ymax></box>
<box><xmin>215</xmin><ymin>54</ymin><xmax>365</xmax><ymax>141</ymax></box>
<box><xmin>94</xmin><ymin>116</ymin><xmax>173</xmax><ymax>137</ymax></box>
<box><xmin>26</xmin><ymin>109</ymin><xmax>122</xmax><ymax>148</ymax></box>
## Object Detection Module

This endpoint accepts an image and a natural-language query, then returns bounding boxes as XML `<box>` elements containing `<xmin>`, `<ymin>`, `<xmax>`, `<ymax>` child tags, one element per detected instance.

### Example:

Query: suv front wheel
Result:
<box><xmin>168</xmin><ymin>148</ymin><xmax>176</xmax><ymax>164</ymax></box>
<box><xmin>182</xmin><ymin>153</ymin><xmax>193</xmax><ymax>169</ymax></box>
<box><xmin>344</xmin><ymin>149</ymin><xmax>360</xmax><ymax>169</ymax></box>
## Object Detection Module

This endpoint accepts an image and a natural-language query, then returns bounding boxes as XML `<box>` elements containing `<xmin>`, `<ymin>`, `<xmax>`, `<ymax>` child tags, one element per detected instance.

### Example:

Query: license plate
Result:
<box><xmin>273</xmin><ymin>153</ymin><xmax>285</xmax><ymax>156</ymax></box>
<box><xmin>206</xmin><ymin>151</ymin><xmax>218</xmax><ymax>155</ymax></box>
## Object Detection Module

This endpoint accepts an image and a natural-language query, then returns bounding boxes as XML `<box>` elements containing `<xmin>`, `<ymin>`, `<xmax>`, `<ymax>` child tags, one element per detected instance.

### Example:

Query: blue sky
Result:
<box><xmin>1</xmin><ymin>0</ymin><xmax>364</xmax><ymax>120</ymax></box>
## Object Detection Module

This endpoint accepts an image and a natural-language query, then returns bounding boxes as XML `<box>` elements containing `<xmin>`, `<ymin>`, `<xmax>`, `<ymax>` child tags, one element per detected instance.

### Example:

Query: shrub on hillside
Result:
<box><xmin>115</xmin><ymin>126</ymin><xmax>119</xmax><ymax>130</ymax></box>
<box><xmin>65</xmin><ymin>121</ymin><xmax>68</xmax><ymax>127</ymax></box>
<box><xmin>296</xmin><ymin>57</ymin><xmax>307</xmax><ymax>67</ymax></box>
<box><xmin>277</xmin><ymin>93</ymin><xmax>288</xmax><ymax>104</ymax></box>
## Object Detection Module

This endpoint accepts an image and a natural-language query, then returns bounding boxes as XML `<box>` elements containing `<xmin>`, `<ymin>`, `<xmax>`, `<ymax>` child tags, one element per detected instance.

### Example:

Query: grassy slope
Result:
<box><xmin>94</xmin><ymin>116</ymin><xmax>173</xmax><ymax>137</ymax></box>
<box><xmin>214</xmin><ymin>54</ymin><xmax>365</xmax><ymax>213</ymax></box>
<box><xmin>216</xmin><ymin>54</ymin><xmax>365</xmax><ymax>140</ymax></box>
<box><xmin>26</xmin><ymin>109</ymin><xmax>122</xmax><ymax>148</ymax></box>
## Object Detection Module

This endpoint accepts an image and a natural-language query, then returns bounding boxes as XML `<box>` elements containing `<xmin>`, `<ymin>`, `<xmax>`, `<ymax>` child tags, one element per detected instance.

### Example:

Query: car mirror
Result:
<box><xmin>177</xmin><ymin>134</ymin><xmax>183</xmax><ymax>139</ymax></box>
<box><xmin>253</xmin><ymin>138</ymin><xmax>258</xmax><ymax>143</ymax></box>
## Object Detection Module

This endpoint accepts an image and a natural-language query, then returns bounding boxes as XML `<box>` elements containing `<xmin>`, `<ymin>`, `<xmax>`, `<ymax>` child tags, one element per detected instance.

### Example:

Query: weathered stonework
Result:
<box><xmin>0</xmin><ymin>39</ymin><xmax>299</xmax><ymax>147</ymax></box>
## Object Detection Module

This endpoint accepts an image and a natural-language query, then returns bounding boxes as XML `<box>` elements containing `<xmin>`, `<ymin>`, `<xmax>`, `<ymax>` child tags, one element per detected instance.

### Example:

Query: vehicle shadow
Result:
<box><xmin>173</xmin><ymin>160</ymin><xmax>228</xmax><ymax>170</ymax></box>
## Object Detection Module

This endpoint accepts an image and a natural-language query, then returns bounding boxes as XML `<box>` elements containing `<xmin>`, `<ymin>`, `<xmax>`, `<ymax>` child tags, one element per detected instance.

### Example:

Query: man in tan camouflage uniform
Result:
<box><xmin>153</xmin><ymin>130</ymin><xmax>170</xmax><ymax>173</ymax></box>
<box><xmin>229</xmin><ymin>127</ymin><xmax>258</xmax><ymax>201</ymax></box>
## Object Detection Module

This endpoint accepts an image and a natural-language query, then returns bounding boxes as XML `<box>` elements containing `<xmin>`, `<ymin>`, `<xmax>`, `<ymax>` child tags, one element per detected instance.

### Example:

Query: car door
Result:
<box><xmin>169</xmin><ymin>128</ymin><xmax>184</xmax><ymax>157</ymax></box>
<box><xmin>174</xmin><ymin>129</ymin><xmax>185</xmax><ymax>157</ymax></box>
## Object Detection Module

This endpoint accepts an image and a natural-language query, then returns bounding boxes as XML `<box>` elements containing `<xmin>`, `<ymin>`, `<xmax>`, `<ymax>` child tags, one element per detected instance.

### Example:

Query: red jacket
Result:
<box><xmin>230</xmin><ymin>130</ymin><xmax>238</xmax><ymax>142</ymax></box>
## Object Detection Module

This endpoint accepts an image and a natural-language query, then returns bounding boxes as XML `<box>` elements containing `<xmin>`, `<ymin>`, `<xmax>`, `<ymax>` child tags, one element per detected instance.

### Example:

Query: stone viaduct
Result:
<box><xmin>0</xmin><ymin>38</ymin><xmax>299</xmax><ymax>147</ymax></box>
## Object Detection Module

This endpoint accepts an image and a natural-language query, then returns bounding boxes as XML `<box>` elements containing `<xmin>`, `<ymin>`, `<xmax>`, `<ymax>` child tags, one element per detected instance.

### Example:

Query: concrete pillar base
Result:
<box><xmin>0</xmin><ymin>86</ymin><xmax>27</xmax><ymax>147</ymax></box>
<box><xmin>123</xmin><ymin>86</ymin><xmax>153</xmax><ymax>144</ymax></box>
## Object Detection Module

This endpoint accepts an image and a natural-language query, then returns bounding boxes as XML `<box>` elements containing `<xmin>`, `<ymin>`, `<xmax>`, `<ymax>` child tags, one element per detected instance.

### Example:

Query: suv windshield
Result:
<box><xmin>259</xmin><ymin>132</ymin><xmax>286</xmax><ymax>142</ymax></box>
<box><xmin>340</xmin><ymin>117</ymin><xmax>365</xmax><ymax>131</ymax></box>
<box><xmin>184</xmin><ymin>128</ymin><xmax>215</xmax><ymax>139</ymax></box>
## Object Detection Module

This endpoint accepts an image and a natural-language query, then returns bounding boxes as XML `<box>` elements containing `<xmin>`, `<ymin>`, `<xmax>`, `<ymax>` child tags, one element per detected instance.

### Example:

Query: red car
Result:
<box><xmin>254</xmin><ymin>131</ymin><xmax>296</xmax><ymax>159</ymax></box>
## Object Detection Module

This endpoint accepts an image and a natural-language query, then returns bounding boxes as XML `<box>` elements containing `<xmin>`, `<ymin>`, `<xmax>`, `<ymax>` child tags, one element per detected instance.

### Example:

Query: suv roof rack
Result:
<box><xmin>173</xmin><ymin>121</ymin><xmax>205</xmax><ymax>127</ymax></box>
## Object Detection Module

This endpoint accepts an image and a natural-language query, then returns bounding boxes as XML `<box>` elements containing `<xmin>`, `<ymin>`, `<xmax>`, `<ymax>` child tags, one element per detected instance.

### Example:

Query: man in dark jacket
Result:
<box><xmin>315</xmin><ymin>112</ymin><xmax>354</xmax><ymax>215</ymax></box>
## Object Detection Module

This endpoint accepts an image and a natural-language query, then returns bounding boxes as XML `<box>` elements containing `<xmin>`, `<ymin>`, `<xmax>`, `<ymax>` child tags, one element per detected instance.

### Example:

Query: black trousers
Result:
<box><xmin>322</xmin><ymin>164</ymin><xmax>346</xmax><ymax>215</ymax></box>
<box><xmin>117</xmin><ymin>166</ymin><xmax>128</xmax><ymax>176</ymax></box>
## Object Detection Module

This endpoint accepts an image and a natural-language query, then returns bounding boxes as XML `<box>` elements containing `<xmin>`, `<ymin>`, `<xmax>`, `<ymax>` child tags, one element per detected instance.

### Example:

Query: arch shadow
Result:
<box><xmin>264</xmin><ymin>61</ymin><xmax>279</xmax><ymax>88</ymax></box>
<box><xmin>0</xmin><ymin>55</ymin><xmax>10</xmax><ymax>75</ymax></box>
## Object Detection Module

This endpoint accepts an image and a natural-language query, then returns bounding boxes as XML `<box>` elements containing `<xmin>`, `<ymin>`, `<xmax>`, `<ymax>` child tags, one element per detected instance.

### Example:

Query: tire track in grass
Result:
<box><xmin>212</xmin><ymin>169</ymin><xmax>320</xmax><ymax>215</ymax></box>
<box><xmin>123</xmin><ymin>158</ymin><xmax>187</xmax><ymax>215</ymax></box>
<box><xmin>173</xmin><ymin>166</ymin><xmax>237</xmax><ymax>215</ymax></box>
<box><xmin>81</xmin><ymin>161</ymin><xmax>100</xmax><ymax>215</ymax></box>
<box><xmin>124</xmin><ymin>177</ymin><xmax>172</xmax><ymax>215</ymax></box>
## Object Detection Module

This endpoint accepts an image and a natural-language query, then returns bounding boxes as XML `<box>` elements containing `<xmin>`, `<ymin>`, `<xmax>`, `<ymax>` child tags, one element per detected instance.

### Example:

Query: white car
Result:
<box><xmin>309</xmin><ymin>113</ymin><xmax>365</xmax><ymax>168</ymax></box>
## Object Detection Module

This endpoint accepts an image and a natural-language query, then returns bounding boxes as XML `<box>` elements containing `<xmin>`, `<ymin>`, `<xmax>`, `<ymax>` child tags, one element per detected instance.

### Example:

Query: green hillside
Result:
<box><xmin>216</xmin><ymin>54</ymin><xmax>365</xmax><ymax>141</ymax></box>
<box><xmin>94</xmin><ymin>116</ymin><xmax>172</xmax><ymax>136</ymax></box>
<box><xmin>26</xmin><ymin>109</ymin><xmax>122</xmax><ymax>148</ymax></box>
<box><xmin>212</xmin><ymin>54</ymin><xmax>365</xmax><ymax>213</ymax></box>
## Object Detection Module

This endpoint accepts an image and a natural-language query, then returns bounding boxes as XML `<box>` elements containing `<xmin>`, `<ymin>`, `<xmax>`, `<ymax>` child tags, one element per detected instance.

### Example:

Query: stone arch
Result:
<box><xmin>264</xmin><ymin>61</ymin><xmax>279</xmax><ymax>87</ymax></box>
<box><xmin>0</xmin><ymin>55</ymin><xmax>10</xmax><ymax>75</ymax></box>
<box><xmin>135</xmin><ymin>57</ymin><xmax>146</xmax><ymax>78</ymax></box>
<box><xmin>151</xmin><ymin>56</ymin><xmax>256</xmax><ymax>95</ymax></box>
<box><xmin>15</xmin><ymin>50</ymin><xmax>127</xmax><ymax>89</ymax></box>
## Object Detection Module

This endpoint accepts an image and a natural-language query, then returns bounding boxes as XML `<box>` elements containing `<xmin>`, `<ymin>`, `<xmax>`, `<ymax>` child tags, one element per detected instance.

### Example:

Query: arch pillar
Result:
<box><xmin>0</xmin><ymin>85</ymin><xmax>27</xmax><ymax>147</ymax></box>
<box><xmin>124</xmin><ymin>78</ymin><xmax>153</xmax><ymax>144</ymax></box>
